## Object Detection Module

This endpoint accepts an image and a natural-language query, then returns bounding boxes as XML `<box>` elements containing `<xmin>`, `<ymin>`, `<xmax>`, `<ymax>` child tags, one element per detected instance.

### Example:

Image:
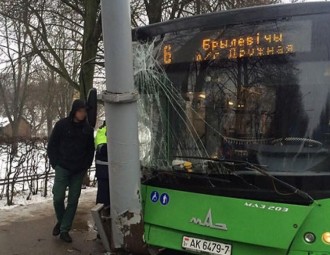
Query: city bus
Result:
<box><xmin>133</xmin><ymin>2</ymin><xmax>330</xmax><ymax>255</ymax></box>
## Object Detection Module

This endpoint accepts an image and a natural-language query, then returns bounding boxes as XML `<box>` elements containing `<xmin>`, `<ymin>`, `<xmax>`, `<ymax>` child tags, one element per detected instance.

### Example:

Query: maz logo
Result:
<box><xmin>190</xmin><ymin>209</ymin><xmax>228</xmax><ymax>231</ymax></box>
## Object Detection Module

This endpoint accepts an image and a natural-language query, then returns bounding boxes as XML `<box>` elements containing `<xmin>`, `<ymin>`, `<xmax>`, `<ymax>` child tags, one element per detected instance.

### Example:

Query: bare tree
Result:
<box><xmin>0</xmin><ymin>11</ymin><xmax>34</xmax><ymax>141</ymax></box>
<box><xmin>0</xmin><ymin>0</ymin><xmax>281</xmax><ymax>103</ymax></box>
<box><xmin>132</xmin><ymin>0</ymin><xmax>281</xmax><ymax>26</ymax></box>
<box><xmin>24</xmin><ymin>67</ymin><xmax>74</xmax><ymax>136</ymax></box>
<box><xmin>0</xmin><ymin>0</ymin><xmax>102</xmax><ymax>99</ymax></box>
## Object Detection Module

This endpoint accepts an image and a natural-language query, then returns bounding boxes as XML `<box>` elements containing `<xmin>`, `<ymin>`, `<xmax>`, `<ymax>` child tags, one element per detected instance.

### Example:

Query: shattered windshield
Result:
<box><xmin>135</xmin><ymin>13</ymin><xmax>330</xmax><ymax>177</ymax></box>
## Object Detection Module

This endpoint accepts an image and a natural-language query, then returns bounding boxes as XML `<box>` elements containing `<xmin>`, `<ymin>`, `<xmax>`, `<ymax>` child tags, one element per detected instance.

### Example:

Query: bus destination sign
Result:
<box><xmin>163</xmin><ymin>32</ymin><xmax>295</xmax><ymax>64</ymax></box>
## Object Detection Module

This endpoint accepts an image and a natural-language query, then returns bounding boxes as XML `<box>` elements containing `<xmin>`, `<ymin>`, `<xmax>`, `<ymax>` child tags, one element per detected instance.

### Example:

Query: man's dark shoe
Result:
<box><xmin>52</xmin><ymin>222</ymin><xmax>61</xmax><ymax>236</ymax></box>
<box><xmin>60</xmin><ymin>232</ymin><xmax>72</xmax><ymax>243</ymax></box>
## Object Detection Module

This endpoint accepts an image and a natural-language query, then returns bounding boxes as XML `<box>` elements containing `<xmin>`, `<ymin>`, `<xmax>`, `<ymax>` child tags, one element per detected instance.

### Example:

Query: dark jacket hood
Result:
<box><xmin>69</xmin><ymin>99</ymin><xmax>88</xmax><ymax>119</ymax></box>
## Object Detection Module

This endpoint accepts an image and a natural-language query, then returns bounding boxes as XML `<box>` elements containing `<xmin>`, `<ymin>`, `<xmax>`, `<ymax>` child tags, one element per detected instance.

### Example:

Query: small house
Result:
<box><xmin>0</xmin><ymin>116</ymin><xmax>32</xmax><ymax>138</ymax></box>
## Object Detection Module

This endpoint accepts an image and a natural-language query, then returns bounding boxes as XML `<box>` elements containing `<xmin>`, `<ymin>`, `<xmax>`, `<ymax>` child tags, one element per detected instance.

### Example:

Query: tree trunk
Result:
<box><xmin>144</xmin><ymin>0</ymin><xmax>163</xmax><ymax>24</ymax></box>
<box><xmin>80</xmin><ymin>0</ymin><xmax>102</xmax><ymax>99</ymax></box>
<box><xmin>196</xmin><ymin>0</ymin><xmax>201</xmax><ymax>14</ymax></box>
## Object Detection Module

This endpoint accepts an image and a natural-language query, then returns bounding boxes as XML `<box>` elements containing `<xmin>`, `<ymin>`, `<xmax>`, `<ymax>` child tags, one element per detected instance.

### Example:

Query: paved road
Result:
<box><xmin>0</xmin><ymin>188</ymin><xmax>106</xmax><ymax>255</ymax></box>
<box><xmin>0</xmin><ymin>188</ymin><xmax>193</xmax><ymax>255</ymax></box>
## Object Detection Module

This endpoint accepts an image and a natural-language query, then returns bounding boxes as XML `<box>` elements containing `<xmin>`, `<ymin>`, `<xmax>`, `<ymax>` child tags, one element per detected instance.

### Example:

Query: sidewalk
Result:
<box><xmin>0</xmin><ymin>188</ymin><xmax>106</xmax><ymax>255</ymax></box>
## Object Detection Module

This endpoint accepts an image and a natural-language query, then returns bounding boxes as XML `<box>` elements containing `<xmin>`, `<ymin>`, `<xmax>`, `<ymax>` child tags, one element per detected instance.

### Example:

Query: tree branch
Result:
<box><xmin>60</xmin><ymin>0</ymin><xmax>84</xmax><ymax>16</ymax></box>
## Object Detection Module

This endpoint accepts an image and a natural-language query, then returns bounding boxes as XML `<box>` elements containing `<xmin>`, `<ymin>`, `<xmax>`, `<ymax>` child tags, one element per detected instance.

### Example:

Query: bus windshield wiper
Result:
<box><xmin>175</xmin><ymin>155</ymin><xmax>316</xmax><ymax>205</ymax></box>
<box><xmin>244</xmin><ymin>161</ymin><xmax>316</xmax><ymax>205</ymax></box>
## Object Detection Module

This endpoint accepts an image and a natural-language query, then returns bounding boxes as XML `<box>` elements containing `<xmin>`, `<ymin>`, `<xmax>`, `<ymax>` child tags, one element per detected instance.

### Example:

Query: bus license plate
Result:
<box><xmin>182</xmin><ymin>236</ymin><xmax>232</xmax><ymax>255</ymax></box>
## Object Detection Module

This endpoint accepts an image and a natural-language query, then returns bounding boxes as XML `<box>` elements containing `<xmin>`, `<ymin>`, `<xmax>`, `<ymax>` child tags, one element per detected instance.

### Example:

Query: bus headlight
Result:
<box><xmin>322</xmin><ymin>232</ymin><xmax>330</xmax><ymax>245</ymax></box>
<box><xmin>304</xmin><ymin>232</ymin><xmax>316</xmax><ymax>243</ymax></box>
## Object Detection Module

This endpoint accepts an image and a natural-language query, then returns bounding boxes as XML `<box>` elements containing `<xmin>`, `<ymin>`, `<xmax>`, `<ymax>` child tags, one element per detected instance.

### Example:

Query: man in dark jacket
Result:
<box><xmin>47</xmin><ymin>99</ymin><xmax>94</xmax><ymax>243</ymax></box>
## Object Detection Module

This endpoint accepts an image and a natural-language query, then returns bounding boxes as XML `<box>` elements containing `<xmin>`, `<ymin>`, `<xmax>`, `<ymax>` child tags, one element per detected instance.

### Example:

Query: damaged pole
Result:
<box><xmin>100</xmin><ymin>0</ymin><xmax>144</xmax><ymax>253</ymax></box>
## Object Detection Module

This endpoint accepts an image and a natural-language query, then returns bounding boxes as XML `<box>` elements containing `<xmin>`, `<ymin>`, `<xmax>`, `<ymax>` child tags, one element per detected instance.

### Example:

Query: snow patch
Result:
<box><xmin>0</xmin><ymin>116</ymin><xmax>10</xmax><ymax>126</ymax></box>
<box><xmin>0</xmin><ymin>187</ymin><xmax>97</xmax><ymax>226</ymax></box>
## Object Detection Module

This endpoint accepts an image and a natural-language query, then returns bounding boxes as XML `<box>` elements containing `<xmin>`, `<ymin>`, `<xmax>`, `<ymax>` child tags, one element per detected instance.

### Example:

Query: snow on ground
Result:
<box><xmin>0</xmin><ymin>187</ymin><xmax>97</xmax><ymax>226</ymax></box>
<box><xmin>0</xmin><ymin>140</ymin><xmax>97</xmax><ymax>207</ymax></box>
<box><xmin>0</xmin><ymin>116</ymin><xmax>10</xmax><ymax>127</ymax></box>
<box><xmin>0</xmin><ymin>189</ymin><xmax>53</xmax><ymax>209</ymax></box>
<box><xmin>0</xmin><ymin>139</ymin><xmax>98</xmax><ymax>227</ymax></box>
<box><xmin>0</xmin><ymin>150</ymin><xmax>9</xmax><ymax>179</ymax></box>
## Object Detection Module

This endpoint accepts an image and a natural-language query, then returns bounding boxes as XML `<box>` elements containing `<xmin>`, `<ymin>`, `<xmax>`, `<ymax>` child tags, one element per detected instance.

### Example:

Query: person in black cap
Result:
<box><xmin>47</xmin><ymin>99</ymin><xmax>94</xmax><ymax>243</ymax></box>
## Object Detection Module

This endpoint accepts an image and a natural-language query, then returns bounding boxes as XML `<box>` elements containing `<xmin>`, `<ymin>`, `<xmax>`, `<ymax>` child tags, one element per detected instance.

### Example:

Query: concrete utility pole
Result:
<box><xmin>100</xmin><ymin>1</ymin><xmax>144</xmax><ymax>253</ymax></box>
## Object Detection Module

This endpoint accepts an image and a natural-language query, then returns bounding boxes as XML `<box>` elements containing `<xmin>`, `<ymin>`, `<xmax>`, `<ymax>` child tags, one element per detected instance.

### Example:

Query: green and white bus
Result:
<box><xmin>135</xmin><ymin>2</ymin><xmax>330</xmax><ymax>255</ymax></box>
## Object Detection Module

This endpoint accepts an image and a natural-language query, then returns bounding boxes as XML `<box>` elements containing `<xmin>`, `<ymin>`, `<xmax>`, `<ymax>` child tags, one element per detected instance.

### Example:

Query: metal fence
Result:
<box><xmin>0</xmin><ymin>138</ymin><xmax>96</xmax><ymax>205</ymax></box>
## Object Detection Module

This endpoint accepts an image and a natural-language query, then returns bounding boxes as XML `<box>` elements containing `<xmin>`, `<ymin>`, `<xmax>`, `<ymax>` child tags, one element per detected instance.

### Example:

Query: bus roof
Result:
<box><xmin>133</xmin><ymin>2</ymin><xmax>330</xmax><ymax>41</ymax></box>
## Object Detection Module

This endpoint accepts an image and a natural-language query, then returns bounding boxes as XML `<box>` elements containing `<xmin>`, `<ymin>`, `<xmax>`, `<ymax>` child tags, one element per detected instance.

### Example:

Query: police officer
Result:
<box><xmin>95</xmin><ymin>121</ymin><xmax>110</xmax><ymax>206</ymax></box>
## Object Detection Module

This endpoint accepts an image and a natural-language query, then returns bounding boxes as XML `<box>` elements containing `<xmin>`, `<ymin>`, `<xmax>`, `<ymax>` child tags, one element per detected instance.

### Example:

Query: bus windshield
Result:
<box><xmin>152</xmin><ymin>13</ymin><xmax>330</xmax><ymax>175</ymax></box>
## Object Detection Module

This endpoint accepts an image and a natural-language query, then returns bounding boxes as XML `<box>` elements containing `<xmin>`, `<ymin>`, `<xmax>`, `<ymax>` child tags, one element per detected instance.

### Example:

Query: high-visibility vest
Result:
<box><xmin>95</xmin><ymin>126</ymin><xmax>107</xmax><ymax>147</ymax></box>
